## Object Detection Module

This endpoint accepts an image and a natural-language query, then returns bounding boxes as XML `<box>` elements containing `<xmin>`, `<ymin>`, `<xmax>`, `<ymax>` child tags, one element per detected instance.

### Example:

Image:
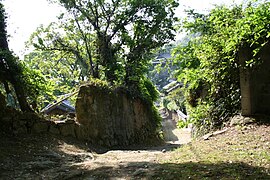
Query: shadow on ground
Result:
<box><xmin>0</xmin><ymin>132</ymin><xmax>269</xmax><ymax>180</ymax></box>
<box><xmin>56</xmin><ymin>161</ymin><xmax>270</xmax><ymax>179</ymax></box>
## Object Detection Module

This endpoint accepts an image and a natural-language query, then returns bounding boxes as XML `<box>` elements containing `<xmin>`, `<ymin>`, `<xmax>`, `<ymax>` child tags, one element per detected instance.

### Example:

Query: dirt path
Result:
<box><xmin>1</xmin><ymin>121</ymin><xmax>269</xmax><ymax>179</ymax></box>
<box><xmin>70</xmin><ymin>118</ymin><xmax>192</xmax><ymax>179</ymax></box>
<box><xmin>0</xmin><ymin>118</ymin><xmax>191</xmax><ymax>179</ymax></box>
<box><xmin>79</xmin><ymin>119</ymin><xmax>192</xmax><ymax>179</ymax></box>
<box><xmin>162</xmin><ymin>118</ymin><xmax>191</xmax><ymax>144</ymax></box>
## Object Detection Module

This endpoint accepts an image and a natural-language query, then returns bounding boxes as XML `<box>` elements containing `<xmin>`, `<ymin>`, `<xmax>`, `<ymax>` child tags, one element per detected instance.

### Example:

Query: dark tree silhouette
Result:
<box><xmin>0</xmin><ymin>3</ymin><xmax>32</xmax><ymax>112</ymax></box>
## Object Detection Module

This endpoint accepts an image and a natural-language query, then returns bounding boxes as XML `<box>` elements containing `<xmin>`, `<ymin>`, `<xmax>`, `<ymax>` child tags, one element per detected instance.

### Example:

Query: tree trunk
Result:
<box><xmin>12</xmin><ymin>79</ymin><xmax>33</xmax><ymax>112</ymax></box>
<box><xmin>0</xmin><ymin>3</ymin><xmax>32</xmax><ymax>112</ymax></box>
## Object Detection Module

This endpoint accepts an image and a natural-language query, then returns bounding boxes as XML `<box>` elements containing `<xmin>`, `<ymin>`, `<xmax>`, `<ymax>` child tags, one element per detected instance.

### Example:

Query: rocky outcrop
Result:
<box><xmin>75</xmin><ymin>84</ymin><xmax>161</xmax><ymax>147</ymax></box>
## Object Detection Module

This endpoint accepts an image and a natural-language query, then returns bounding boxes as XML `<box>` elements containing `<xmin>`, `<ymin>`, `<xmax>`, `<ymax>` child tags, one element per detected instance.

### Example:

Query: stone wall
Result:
<box><xmin>240</xmin><ymin>43</ymin><xmax>270</xmax><ymax>115</ymax></box>
<box><xmin>75</xmin><ymin>84</ymin><xmax>160</xmax><ymax>147</ymax></box>
<box><xmin>0</xmin><ymin>108</ymin><xmax>80</xmax><ymax>137</ymax></box>
<box><xmin>0</xmin><ymin>85</ymin><xmax>161</xmax><ymax>148</ymax></box>
<box><xmin>0</xmin><ymin>92</ymin><xmax>80</xmax><ymax>138</ymax></box>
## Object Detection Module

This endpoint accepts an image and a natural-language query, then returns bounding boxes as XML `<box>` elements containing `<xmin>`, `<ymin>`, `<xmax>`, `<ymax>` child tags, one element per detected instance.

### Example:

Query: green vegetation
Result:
<box><xmin>0</xmin><ymin>3</ymin><xmax>44</xmax><ymax>112</ymax></box>
<box><xmin>172</xmin><ymin>1</ymin><xmax>270</xmax><ymax>135</ymax></box>
<box><xmin>155</xmin><ymin>125</ymin><xmax>270</xmax><ymax>179</ymax></box>
<box><xmin>85</xmin><ymin>77</ymin><xmax>162</xmax><ymax>127</ymax></box>
<box><xmin>1</xmin><ymin>1</ymin><xmax>270</xmax><ymax>179</ymax></box>
<box><xmin>0</xmin><ymin>0</ymin><xmax>180</xmax><ymax>113</ymax></box>
<box><xmin>24</xmin><ymin>0</ymin><xmax>178</xmax><ymax>110</ymax></box>
<box><xmin>1</xmin><ymin>0</ymin><xmax>270</xmax><ymax>137</ymax></box>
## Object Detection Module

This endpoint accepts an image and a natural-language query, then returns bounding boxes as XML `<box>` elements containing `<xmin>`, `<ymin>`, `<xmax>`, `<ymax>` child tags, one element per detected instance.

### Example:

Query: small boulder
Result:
<box><xmin>230</xmin><ymin>115</ymin><xmax>255</xmax><ymax>126</ymax></box>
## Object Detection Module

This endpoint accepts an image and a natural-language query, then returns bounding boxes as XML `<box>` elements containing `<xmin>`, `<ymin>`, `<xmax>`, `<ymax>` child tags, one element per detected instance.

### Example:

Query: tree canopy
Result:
<box><xmin>26</xmin><ymin>0</ymin><xmax>179</xmax><ymax>105</ymax></box>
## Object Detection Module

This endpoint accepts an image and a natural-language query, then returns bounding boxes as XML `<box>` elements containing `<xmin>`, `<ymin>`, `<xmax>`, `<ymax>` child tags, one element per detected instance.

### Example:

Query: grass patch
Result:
<box><xmin>157</xmin><ymin>124</ymin><xmax>270</xmax><ymax>179</ymax></box>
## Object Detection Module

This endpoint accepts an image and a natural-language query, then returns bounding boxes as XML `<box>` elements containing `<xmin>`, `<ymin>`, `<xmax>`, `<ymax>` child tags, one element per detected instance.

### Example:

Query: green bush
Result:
<box><xmin>173</xmin><ymin>0</ymin><xmax>270</xmax><ymax>135</ymax></box>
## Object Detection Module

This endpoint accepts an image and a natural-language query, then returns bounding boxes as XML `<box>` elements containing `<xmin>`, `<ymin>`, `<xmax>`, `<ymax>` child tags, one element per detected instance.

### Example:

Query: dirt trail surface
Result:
<box><xmin>1</xmin><ymin>121</ymin><xmax>269</xmax><ymax>179</ymax></box>
<box><xmin>161</xmin><ymin>119</ymin><xmax>191</xmax><ymax>144</ymax></box>
<box><xmin>0</xmin><ymin>118</ymin><xmax>191</xmax><ymax>180</ymax></box>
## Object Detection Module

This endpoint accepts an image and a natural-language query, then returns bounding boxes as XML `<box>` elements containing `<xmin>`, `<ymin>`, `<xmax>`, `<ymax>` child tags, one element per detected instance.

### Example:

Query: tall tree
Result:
<box><xmin>0</xmin><ymin>3</ymin><xmax>32</xmax><ymax>112</ymax></box>
<box><xmin>32</xmin><ymin>0</ymin><xmax>178</xmax><ymax>86</ymax></box>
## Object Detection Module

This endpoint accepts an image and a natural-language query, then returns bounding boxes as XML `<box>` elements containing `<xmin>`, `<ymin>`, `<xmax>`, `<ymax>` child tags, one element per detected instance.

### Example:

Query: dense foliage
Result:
<box><xmin>26</xmin><ymin>0</ymin><xmax>178</xmax><ymax>106</ymax></box>
<box><xmin>173</xmin><ymin>1</ymin><xmax>270</xmax><ymax>134</ymax></box>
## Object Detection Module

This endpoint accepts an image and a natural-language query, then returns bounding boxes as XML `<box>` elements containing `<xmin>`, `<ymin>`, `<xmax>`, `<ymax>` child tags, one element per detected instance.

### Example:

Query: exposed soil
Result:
<box><xmin>0</xmin><ymin>120</ymin><xmax>269</xmax><ymax>179</ymax></box>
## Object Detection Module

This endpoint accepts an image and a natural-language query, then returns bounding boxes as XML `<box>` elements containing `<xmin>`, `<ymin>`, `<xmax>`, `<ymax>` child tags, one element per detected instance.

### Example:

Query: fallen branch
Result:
<box><xmin>203</xmin><ymin>128</ymin><xmax>228</xmax><ymax>140</ymax></box>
